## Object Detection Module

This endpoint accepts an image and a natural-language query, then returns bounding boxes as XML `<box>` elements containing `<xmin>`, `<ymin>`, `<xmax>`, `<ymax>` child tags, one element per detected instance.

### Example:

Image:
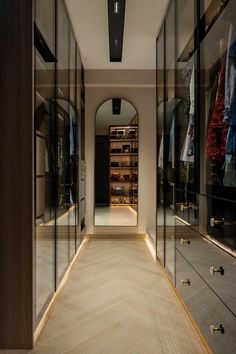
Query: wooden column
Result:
<box><xmin>0</xmin><ymin>0</ymin><xmax>33</xmax><ymax>349</ymax></box>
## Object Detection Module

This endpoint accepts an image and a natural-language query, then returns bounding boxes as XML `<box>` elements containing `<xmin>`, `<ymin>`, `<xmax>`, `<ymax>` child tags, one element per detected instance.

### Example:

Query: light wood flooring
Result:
<box><xmin>1</xmin><ymin>236</ymin><xmax>207</xmax><ymax>354</ymax></box>
<box><xmin>95</xmin><ymin>206</ymin><xmax>137</xmax><ymax>226</ymax></box>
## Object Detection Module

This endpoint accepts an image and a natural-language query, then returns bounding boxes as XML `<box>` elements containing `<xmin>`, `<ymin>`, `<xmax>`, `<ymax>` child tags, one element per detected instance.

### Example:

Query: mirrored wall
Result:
<box><xmin>34</xmin><ymin>0</ymin><xmax>83</xmax><ymax>325</ymax></box>
<box><xmin>94</xmin><ymin>99</ymin><xmax>138</xmax><ymax>227</ymax></box>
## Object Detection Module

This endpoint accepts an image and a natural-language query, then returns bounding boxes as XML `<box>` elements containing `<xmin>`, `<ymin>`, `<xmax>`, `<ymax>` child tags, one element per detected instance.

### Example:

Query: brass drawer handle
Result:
<box><xmin>210</xmin><ymin>217</ymin><xmax>224</xmax><ymax>227</ymax></box>
<box><xmin>180</xmin><ymin>203</ymin><xmax>191</xmax><ymax>212</ymax></box>
<box><xmin>181</xmin><ymin>279</ymin><xmax>190</xmax><ymax>285</ymax></box>
<box><xmin>210</xmin><ymin>266</ymin><xmax>224</xmax><ymax>276</ymax></box>
<box><xmin>210</xmin><ymin>324</ymin><xmax>224</xmax><ymax>334</ymax></box>
<box><xmin>180</xmin><ymin>238</ymin><xmax>191</xmax><ymax>245</ymax></box>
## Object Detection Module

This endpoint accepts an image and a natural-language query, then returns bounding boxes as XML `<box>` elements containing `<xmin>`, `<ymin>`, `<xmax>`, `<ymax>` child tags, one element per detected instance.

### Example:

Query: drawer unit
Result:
<box><xmin>175</xmin><ymin>190</ymin><xmax>199</xmax><ymax>227</ymax></box>
<box><xmin>176</xmin><ymin>250</ymin><xmax>236</xmax><ymax>354</ymax></box>
<box><xmin>176</xmin><ymin>219</ymin><xmax>236</xmax><ymax>315</ymax></box>
<box><xmin>199</xmin><ymin>196</ymin><xmax>236</xmax><ymax>254</ymax></box>
<box><xmin>81</xmin><ymin>179</ymin><xmax>86</xmax><ymax>199</ymax></box>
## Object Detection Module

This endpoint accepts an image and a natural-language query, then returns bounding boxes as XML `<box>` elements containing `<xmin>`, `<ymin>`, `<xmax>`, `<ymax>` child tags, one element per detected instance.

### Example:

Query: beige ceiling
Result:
<box><xmin>65</xmin><ymin>0</ymin><xmax>170</xmax><ymax>69</ymax></box>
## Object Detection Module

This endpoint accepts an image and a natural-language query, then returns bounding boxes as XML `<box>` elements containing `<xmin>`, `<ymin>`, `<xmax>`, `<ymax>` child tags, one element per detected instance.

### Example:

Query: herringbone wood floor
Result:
<box><xmin>31</xmin><ymin>236</ymin><xmax>206</xmax><ymax>354</ymax></box>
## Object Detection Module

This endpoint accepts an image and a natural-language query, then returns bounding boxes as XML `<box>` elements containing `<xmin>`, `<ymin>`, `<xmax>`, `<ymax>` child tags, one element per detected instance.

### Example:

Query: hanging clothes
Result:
<box><xmin>180</xmin><ymin>68</ymin><xmax>195</xmax><ymax>163</ymax></box>
<box><xmin>180</xmin><ymin>114</ymin><xmax>195</xmax><ymax>163</ymax></box>
<box><xmin>224</xmin><ymin>25</ymin><xmax>236</xmax><ymax>124</ymax></box>
<box><xmin>158</xmin><ymin>131</ymin><xmax>164</xmax><ymax>169</ymax></box>
<box><xmin>207</xmin><ymin>37</ymin><xmax>228</xmax><ymax>161</ymax></box>
<box><xmin>223</xmin><ymin>25</ymin><xmax>236</xmax><ymax>186</ymax></box>
<box><xmin>168</xmin><ymin>115</ymin><xmax>175</xmax><ymax>168</ymax></box>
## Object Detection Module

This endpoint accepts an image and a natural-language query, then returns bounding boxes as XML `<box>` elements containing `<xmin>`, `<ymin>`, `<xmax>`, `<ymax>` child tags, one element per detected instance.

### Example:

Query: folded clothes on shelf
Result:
<box><xmin>121</xmin><ymin>161</ymin><xmax>130</xmax><ymax>167</ymax></box>
<box><xmin>111</xmin><ymin>148</ymin><xmax>122</xmax><ymax>153</ymax></box>
<box><xmin>110</xmin><ymin>173</ymin><xmax>120</xmax><ymax>181</ymax></box>
<box><xmin>111</xmin><ymin>186</ymin><xmax>125</xmax><ymax>195</ymax></box>
<box><xmin>122</xmin><ymin>144</ymin><xmax>130</xmax><ymax>153</ymax></box>
<box><xmin>111</xmin><ymin>161</ymin><xmax>119</xmax><ymax>167</ymax></box>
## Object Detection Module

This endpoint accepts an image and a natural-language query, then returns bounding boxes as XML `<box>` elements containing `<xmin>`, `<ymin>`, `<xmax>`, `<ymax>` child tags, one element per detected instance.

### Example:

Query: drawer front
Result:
<box><xmin>199</xmin><ymin>196</ymin><xmax>236</xmax><ymax>254</ymax></box>
<box><xmin>176</xmin><ymin>219</ymin><xmax>236</xmax><ymax>315</ymax></box>
<box><xmin>175</xmin><ymin>190</ymin><xmax>199</xmax><ymax>227</ymax></box>
<box><xmin>176</xmin><ymin>251</ymin><xmax>236</xmax><ymax>354</ymax></box>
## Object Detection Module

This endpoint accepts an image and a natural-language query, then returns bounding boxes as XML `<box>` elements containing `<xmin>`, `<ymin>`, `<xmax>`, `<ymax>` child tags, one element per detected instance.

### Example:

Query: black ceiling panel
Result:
<box><xmin>108</xmin><ymin>0</ymin><xmax>126</xmax><ymax>62</ymax></box>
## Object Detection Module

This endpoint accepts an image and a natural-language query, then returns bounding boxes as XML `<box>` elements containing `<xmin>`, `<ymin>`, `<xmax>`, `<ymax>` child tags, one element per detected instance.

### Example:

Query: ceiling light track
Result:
<box><xmin>108</xmin><ymin>0</ymin><xmax>126</xmax><ymax>62</ymax></box>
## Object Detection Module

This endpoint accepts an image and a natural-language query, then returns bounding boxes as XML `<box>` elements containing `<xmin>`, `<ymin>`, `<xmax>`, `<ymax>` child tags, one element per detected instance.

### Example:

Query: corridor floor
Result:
<box><xmin>28</xmin><ymin>236</ymin><xmax>208</xmax><ymax>354</ymax></box>
<box><xmin>95</xmin><ymin>206</ymin><xmax>137</xmax><ymax>226</ymax></box>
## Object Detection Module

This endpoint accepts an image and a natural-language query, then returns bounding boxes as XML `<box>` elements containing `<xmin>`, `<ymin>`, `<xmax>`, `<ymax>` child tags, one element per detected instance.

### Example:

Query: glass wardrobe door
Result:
<box><xmin>199</xmin><ymin>0</ymin><xmax>236</xmax><ymax>252</ymax></box>
<box><xmin>69</xmin><ymin>30</ymin><xmax>77</xmax><ymax>260</ymax></box>
<box><xmin>200</xmin><ymin>0</ymin><xmax>236</xmax><ymax>201</ymax></box>
<box><xmin>156</xmin><ymin>24</ymin><xmax>165</xmax><ymax>262</ymax></box>
<box><xmin>165</xmin><ymin>0</ymin><xmax>176</xmax><ymax>279</ymax></box>
<box><xmin>34</xmin><ymin>0</ymin><xmax>56</xmax><ymax>322</ymax></box>
<box><xmin>56</xmin><ymin>0</ymin><xmax>70</xmax><ymax>282</ymax></box>
<box><xmin>175</xmin><ymin>0</ymin><xmax>198</xmax><ymax>226</ymax></box>
<box><xmin>76</xmin><ymin>46</ymin><xmax>82</xmax><ymax>249</ymax></box>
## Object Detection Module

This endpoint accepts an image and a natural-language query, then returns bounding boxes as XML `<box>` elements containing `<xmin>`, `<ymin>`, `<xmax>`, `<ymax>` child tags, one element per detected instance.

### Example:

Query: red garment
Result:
<box><xmin>207</xmin><ymin>52</ymin><xmax>228</xmax><ymax>159</ymax></box>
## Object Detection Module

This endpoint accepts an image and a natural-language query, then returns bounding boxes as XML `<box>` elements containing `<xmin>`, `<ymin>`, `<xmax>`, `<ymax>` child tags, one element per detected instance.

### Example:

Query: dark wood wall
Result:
<box><xmin>0</xmin><ymin>0</ymin><xmax>33</xmax><ymax>349</ymax></box>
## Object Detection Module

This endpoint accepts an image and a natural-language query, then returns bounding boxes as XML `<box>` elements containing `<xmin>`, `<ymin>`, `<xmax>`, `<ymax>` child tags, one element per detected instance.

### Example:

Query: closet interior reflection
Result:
<box><xmin>34</xmin><ymin>0</ymin><xmax>85</xmax><ymax>325</ymax></box>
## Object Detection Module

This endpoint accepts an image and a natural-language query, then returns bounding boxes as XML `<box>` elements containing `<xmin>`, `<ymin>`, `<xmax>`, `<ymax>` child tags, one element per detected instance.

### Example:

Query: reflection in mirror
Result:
<box><xmin>95</xmin><ymin>99</ymin><xmax>138</xmax><ymax>226</ymax></box>
<box><xmin>35</xmin><ymin>98</ymin><xmax>78</xmax><ymax>318</ymax></box>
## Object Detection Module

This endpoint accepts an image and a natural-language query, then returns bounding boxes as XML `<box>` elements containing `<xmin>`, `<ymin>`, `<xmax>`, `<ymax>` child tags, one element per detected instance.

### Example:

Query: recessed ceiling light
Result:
<box><xmin>108</xmin><ymin>0</ymin><xmax>126</xmax><ymax>62</ymax></box>
<box><xmin>114</xmin><ymin>1</ymin><xmax>119</xmax><ymax>14</ymax></box>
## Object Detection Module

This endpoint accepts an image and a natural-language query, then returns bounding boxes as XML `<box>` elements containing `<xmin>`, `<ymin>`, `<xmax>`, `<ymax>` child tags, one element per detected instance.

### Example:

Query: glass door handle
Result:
<box><xmin>210</xmin><ymin>324</ymin><xmax>224</xmax><ymax>334</ymax></box>
<box><xmin>210</xmin><ymin>266</ymin><xmax>224</xmax><ymax>276</ymax></box>
<box><xmin>210</xmin><ymin>217</ymin><xmax>224</xmax><ymax>227</ymax></box>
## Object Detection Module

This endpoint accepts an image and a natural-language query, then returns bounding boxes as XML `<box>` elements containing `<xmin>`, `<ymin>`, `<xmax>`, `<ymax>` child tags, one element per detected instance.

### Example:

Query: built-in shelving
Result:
<box><xmin>109</xmin><ymin>125</ymin><xmax>138</xmax><ymax>207</ymax></box>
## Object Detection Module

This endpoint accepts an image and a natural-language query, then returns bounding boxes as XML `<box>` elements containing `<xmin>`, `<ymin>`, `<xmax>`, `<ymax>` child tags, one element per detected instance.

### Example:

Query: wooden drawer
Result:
<box><xmin>176</xmin><ymin>250</ymin><xmax>236</xmax><ymax>354</ymax></box>
<box><xmin>200</xmin><ymin>196</ymin><xmax>236</xmax><ymax>254</ymax></box>
<box><xmin>176</xmin><ymin>219</ymin><xmax>236</xmax><ymax>315</ymax></box>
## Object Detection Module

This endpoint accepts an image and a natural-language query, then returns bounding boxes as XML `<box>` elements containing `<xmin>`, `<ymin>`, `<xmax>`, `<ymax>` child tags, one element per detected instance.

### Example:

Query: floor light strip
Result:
<box><xmin>33</xmin><ymin>236</ymin><xmax>88</xmax><ymax>344</ymax></box>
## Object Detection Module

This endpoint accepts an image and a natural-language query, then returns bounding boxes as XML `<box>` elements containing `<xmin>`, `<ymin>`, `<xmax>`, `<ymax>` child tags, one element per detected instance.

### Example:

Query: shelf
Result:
<box><xmin>110</xmin><ymin>153</ymin><xmax>138</xmax><ymax>156</ymax></box>
<box><xmin>111</xmin><ymin>194</ymin><xmax>138</xmax><ymax>197</ymax></box>
<box><xmin>110</xmin><ymin>139</ymin><xmax>138</xmax><ymax>142</ymax></box>
<box><xmin>110</xmin><ymin>181</ymin><xmax>138</xmax><ymax>183</ymax></box>
<box><xmin>110</xmin><ymin>167</ymin><xmax>138</xmax><ymax>170</ymax></box>
<box><xmin>110</xmin><ymin>204</ymin><xmax>138</xmax><ymax>206</ymax></box>
<box><xmin>109</xmin><ymin>124</ymin><xmax>139</xmax><ymax>206</ymax></box>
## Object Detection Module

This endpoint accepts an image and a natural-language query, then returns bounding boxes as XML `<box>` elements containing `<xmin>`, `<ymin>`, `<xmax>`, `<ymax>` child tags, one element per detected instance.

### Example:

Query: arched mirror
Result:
<box><xmin>95</xmin><ymin>98</ymin><xmax>138</xmax><ymax>226</ymax></box>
